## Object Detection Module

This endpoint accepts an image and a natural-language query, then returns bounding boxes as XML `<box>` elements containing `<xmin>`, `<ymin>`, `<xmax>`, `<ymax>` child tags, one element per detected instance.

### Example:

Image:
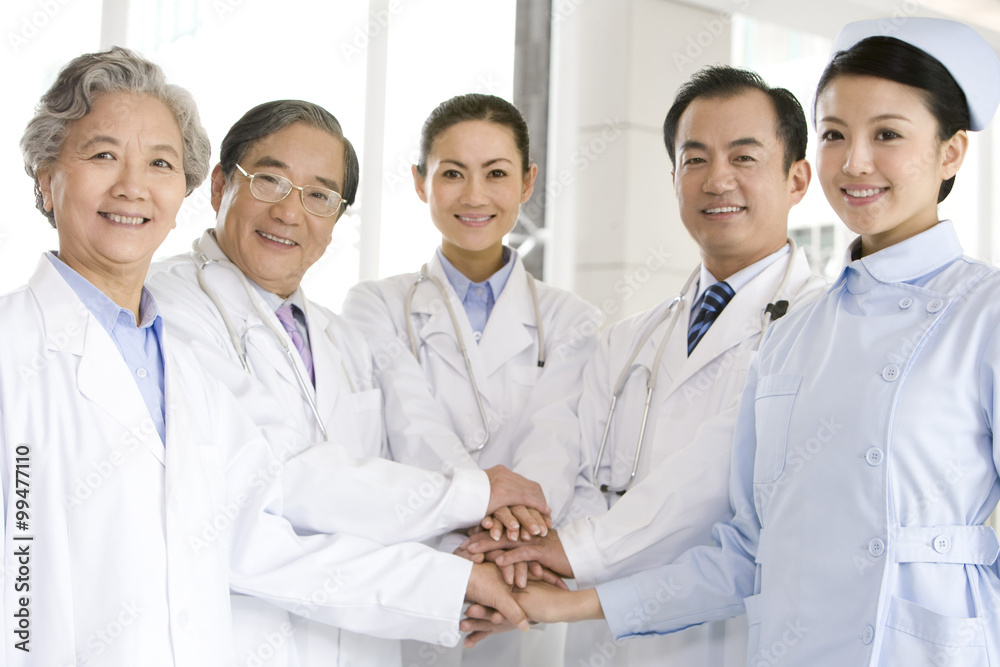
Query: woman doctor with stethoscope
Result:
<box><xmin>342</xmin><ymin>93</ymin><xmax>602</xmax><ymax>667</ymax></box>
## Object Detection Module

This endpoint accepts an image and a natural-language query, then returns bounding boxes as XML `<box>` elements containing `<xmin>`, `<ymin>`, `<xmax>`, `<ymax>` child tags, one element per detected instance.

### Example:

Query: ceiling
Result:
<box><xmin>672</xmin><ymin>0</ymin><xmax>1000</xmax><ymax>49</ymax></box>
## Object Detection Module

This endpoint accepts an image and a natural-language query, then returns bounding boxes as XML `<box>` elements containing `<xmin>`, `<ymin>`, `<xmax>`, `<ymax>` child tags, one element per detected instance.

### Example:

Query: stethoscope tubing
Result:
<box><xmin>593</xmin><ymin>239</ymin><xmax>798</xmax><ymax>495</ymax></box>
<box><xmin>403</xmin><ymin>260</ymin><xmax>546</xmax><ymax>453</ymax></box>
<box><xmin>194</xmin><ymin>241</ymin><xmax>329</xmax><ymax>442</ymax></box>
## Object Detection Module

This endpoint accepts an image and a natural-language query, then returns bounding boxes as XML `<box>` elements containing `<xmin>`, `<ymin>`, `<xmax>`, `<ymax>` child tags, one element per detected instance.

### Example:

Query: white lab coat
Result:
<box><xmin>560</xmin><ymin>245</ymin><xmax>826</xmax><ymax>666</ymax></box>
<box><xmin>0</xmin><ymin>256</ymin><xmax>233</xmax><ymax>666</ymax></box>
<box><xmin>147</xmin><ymin>231</ymin><xmax>491</xmax><ymax>666</ymax></box>
<box><xmin>343</xmin><ymin>250</ymin><xmax>603</xmax><ymax>667</ymax></box>
<box><xmin>1</xmin><ymin>255</ymin><xmax>482</xmax><ymax>666</ymax></box>
<box><xmin>597</xmin><ymin>221</ymin><xmax>1000</xmax><ymax>665</ymax></box>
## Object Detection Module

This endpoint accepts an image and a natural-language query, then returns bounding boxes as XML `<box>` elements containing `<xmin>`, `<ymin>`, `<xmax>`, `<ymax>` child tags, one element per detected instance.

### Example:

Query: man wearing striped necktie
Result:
<box><xmin>462</xmin><ymin>66</ymin><xmax>830</xmax><ymax>667</ymax></box>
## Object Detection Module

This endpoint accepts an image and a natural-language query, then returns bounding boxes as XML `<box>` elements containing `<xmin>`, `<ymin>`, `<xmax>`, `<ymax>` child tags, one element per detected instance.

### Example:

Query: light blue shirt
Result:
<box><xmin>691</xmin><ymin>243</ymin><xmax>790</xmax><ymax>317</ymax></box>
<box><xmin>596</xmin><ymin>221</ymin><xmax>1000</xmax><ymax>663</ymax></box>
<box><xmin>47</xmin><ymin>252</ymin><xmax>166</xmax><ymax>443</ymax></box>
<box><xmin>437</xmin><ymin>246</ymin><xmax>516</xmax><ymax>342</ymax></box>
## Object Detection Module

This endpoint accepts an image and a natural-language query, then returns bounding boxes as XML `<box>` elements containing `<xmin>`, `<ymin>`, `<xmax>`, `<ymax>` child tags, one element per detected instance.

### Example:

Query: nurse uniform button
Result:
<box><xmin>868</xmin><ymin>538</ymin><xmax>885</xmax><ymax>557</ymax></box>
<box><xmin>862</xmin><ymin>625</ymin><xmax>875</xmax><ymax>645</ymax></box>
<box><xmin>881</xmin><ymin>365</ymin><xmax>900</xmax><ymax>382</ymax></box>
<box><xmin>933</xmin><ymin>535</ymin><xmax>952</xmax><ymax>554</ymax></box>
<box><xmin>865</xmin><ymin>447</ymin><xmax>884</xmax><ymax>466</ymax></box>
<box><xmin>927</xmin><ymin>299</ymin><xmax>944</xmax><ymax>313</ymax></box>
<box><xmin>176</xmin><ymin>610</ymin><xmax>189</xmax><ymax>628</ymax></box>
<box><xmin>898</xmin><ymin>297</ymin><xmax>912</xmax><ymax>309</ymax></box>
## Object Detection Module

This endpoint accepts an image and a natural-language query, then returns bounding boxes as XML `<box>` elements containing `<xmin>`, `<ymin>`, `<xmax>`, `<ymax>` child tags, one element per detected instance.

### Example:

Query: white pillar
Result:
<box><xmin>549</xmin><ymin>0</ymin><xmax>735</xmax><ymax>322</ymax></box>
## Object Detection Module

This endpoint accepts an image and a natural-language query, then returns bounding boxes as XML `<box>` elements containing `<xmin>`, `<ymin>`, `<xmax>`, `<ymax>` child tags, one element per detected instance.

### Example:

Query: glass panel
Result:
<box><xmin>3</xmin><ymin>0</ymin><xmax>104</xmax><ymax>294</ymax></box>
<box><xmin>378</xmin><ymin>0</ymin><xmax>517</xmax><ymax>278</ymax></box>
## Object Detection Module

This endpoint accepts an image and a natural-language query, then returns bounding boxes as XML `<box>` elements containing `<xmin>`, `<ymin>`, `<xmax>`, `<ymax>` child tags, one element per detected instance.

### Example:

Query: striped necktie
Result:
<box><xmin>275</xmin><ymin>303</ymin><xmax>315</xmax><ymax>386</ymax></box>
<box><xmin>687</xmin><ymin>281</ymin><xmax>736</xmax><ymax>355</ymax></box>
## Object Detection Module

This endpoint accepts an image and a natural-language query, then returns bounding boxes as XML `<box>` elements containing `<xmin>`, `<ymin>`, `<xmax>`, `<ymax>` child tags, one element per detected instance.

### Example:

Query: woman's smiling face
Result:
<box><xmin>413</xmin><ymin>119</ymin><xmax>536</xmax><ymax>260</ymax></box>
<box><xmin>815</xmin><ymin>74</ymin><xmax>967</xmax><ymax>255</ymax></box>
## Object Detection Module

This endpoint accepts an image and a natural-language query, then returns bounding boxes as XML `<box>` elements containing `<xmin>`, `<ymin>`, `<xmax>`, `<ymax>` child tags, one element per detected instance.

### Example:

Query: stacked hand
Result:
<box><xmin>484</xmin><ymin>466</ymin><xmax>553</xmax><ymax>541</ymax></box>
<box><xmin>460</xmin><ymin>581</ymin><xmax>603</xmax><ymax>647</ymax></box>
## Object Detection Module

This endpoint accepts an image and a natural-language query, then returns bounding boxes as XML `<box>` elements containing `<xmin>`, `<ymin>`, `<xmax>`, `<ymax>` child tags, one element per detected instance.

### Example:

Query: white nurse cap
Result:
<box><xmin>832</xmin><ymin>17</ymin><xmax>1000</xmax><ymax>131</ymax></box>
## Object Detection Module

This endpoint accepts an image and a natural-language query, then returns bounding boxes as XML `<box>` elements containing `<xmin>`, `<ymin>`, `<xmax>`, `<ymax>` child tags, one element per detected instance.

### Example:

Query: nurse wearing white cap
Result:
<box><xmin>478</xmin><ymin>17</ymin><xmax>1000</xmax><ymax>666</ymax></box>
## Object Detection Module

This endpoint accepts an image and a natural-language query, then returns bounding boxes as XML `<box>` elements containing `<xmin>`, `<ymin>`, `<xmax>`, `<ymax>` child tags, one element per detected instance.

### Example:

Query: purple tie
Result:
<box><xmin>275</xmin><ymin>303</ymin><xmax>315</xmax><ymax>386</ymax></box>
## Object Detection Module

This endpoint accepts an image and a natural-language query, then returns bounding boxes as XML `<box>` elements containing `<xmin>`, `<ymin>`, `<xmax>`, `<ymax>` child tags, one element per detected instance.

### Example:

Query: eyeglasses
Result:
<box><xmin>235</xmin><ymin>164</ymin><xmax>345</xmax><ymax>217</ymax></box>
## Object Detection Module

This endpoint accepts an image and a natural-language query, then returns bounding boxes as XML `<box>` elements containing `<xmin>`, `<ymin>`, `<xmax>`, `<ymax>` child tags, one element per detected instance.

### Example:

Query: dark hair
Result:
<box><xmin>815</xmin><ymin>36</ymin><xmax>969</xmax><ymax>203</ymax></box>
<box><xmin>663</xmin><ymin>65</ymin><xmax>807</xmax><ymax>173</ymax></box>
<box><xmin>21</xmin><ymin>47</ymin><xmax>209</xmax><ymax>227</ymax></box>
<box><xmin>219</xmin><ymin>100</ymin><xmax>359</xmax><ymax>206</ymax></box>
<box><xmin>416</xmin><ymin>93</ymin><xmax>530</xmax><ymax>175</ymax></box>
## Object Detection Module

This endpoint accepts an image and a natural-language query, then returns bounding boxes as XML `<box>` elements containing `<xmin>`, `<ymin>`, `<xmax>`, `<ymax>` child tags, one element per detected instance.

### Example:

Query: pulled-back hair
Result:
<box><xmin>416</xmin><ymin>93</ymin><xmax>531</xmax><ymax>175</ymax></box>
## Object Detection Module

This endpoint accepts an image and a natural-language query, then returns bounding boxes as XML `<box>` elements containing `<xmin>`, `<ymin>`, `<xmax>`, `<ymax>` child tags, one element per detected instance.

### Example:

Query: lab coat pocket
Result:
<box><xmin>752</xmin><ymin>374</ymin><xmax>801</xmax><ymax>485</ymax></box>
<box><xmin>883</xmin><ymin>596</ymin><xmax>988</xmax><ymax>667</ymax></box>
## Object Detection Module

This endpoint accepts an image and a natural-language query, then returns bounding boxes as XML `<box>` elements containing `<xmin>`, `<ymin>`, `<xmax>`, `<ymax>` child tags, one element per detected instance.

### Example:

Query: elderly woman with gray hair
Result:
<box><xmin>0</xmin><ymin>46</ymin><xmax>237</xmax><ymax>664</ymax></box>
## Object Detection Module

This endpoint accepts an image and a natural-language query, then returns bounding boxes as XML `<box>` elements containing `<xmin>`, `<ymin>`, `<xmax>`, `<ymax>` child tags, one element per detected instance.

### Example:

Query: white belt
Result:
<box><xmin>894</xmin><ymin>525</ymin><xmax>999</xmax><ymax>565</ymax></box>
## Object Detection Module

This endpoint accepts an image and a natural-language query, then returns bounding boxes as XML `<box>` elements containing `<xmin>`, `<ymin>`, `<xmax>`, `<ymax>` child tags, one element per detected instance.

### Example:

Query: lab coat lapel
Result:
<box><xmin>194</xmin><ymin>232</ymin><xmax>303</xmax><ymax>391</ymax></box>
<box><xmin>410</xmin><ymin>255</ymin><xmax>488</xmax><ymax>382</ymax></box>
<box><xmin>479</xmin><ymin>258</ymin><xmax>534</xmax><ymax>378</ymax></box>
<box><xmin>669</xmin><ymin>253</ymin><xmax>794</xmax><ymax>391</ymax></box>
<box><xmin>658</xmin><ymin>278</ymin><xmax>698</xmax><ymax>388</ymax></box>
<box><xmin>303</xmin><ymin>301</ymin><xmax>345</xmax><ymax>429</ymax></box>
<box><xmin>30</xmin><ymin>257</ymin><xmax>166</xmax><ymax>466</ymax></box>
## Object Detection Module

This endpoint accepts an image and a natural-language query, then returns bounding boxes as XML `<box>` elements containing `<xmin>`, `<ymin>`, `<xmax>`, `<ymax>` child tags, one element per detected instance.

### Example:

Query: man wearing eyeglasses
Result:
<box><xmin>147</xmin><ymin>100</ymin><xmax>549</xmax><ymax>667</ymax></box>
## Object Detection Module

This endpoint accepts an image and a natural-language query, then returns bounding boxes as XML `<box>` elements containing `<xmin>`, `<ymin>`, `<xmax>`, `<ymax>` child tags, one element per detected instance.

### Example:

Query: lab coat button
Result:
<box><xmin>862</xmin><ymin>625</ymin><xmax>875</xmax><ymax>644</ymax></box>
<box><xmin>933</xmin><ymin>535</ymin><xmax>952</xmax><ymax>554</ymax></box>
<box><xmin>927</xmin><ymin>299</ymin><xmax>944</xmax><ymax>313</ymax></box>
<box><xmin>881</xmin><ymin>365</ymin><xmax>899</xmax><ymax>382</ymax></box>
<box><xmin>176</xmin><ymin>610</ymin><xmax>189</xmax><ymax>628</ymax></box>
<box><xmin>898</xmin><ymin>297</ymin><xmax>912</xmax><ymax>309</ymax></box>
<box><xmin>868</xmin><ymin>538</ymin><xmax>885</xmax><ymax>557</ymax></box>
<box><xmin>136</xmin><ymin>367</ymin><xmax>148</xmax><ymax>379</ymax></box>
<box><xmin>865</xmin><ymin>448</ymin><xmax>884</xmax><ymax>466</ymax></box>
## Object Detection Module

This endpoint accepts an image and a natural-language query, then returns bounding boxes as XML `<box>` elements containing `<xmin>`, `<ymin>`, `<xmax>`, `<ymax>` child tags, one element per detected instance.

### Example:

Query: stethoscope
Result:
<box><xmin>404</xmin><ymin>262</ymin><xmax>545</xmax><ymax>452</ymax></box>
<box><xmin>192</xmin><ymin>238</ymin><xmax>337</xmax><ymax>442</ymax></box>
<box><xmin>592</xmin><ymin>239</ymin><xmax>798</xmax><ymax>496</ymax></box>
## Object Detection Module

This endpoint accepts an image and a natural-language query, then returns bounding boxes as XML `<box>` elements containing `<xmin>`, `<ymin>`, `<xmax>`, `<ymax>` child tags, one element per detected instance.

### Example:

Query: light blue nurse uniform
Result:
<box><xmin>597</xmin><ymin>221</ymin><xmax>1000</xmax><ymax>665</ymax></box>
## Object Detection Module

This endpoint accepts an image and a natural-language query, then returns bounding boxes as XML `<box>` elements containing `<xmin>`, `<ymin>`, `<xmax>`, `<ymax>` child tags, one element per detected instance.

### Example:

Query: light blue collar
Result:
<box><xmin>437</xmin><ymin>246</ymin><xmax>516</xmax><ymax>300</ymax></box>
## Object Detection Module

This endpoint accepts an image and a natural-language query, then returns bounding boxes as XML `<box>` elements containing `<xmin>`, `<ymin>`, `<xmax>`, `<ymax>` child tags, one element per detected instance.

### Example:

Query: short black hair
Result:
<box><xmin>663</xmin><ymin>65</ymin><xmax>807</xmax><ymax>173</ymax></box>
<box><xmin>219</xmin><ymin>100</ymin><xmax>359</xmax><ymax>206</ymax></box>
<box><xmin>815</xmin><ymin>36</ymin><xmax>969</xmax><ymax>203</ymax></box>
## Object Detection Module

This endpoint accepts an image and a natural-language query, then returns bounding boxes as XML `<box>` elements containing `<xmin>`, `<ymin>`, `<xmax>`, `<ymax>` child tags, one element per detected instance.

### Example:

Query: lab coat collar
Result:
<box><xmin>300</xmin><ymin>298</ymin><xmax>350</xmax><ymax>426</ymax></box>
<box><xmin>190</xmin><ymin>230</ymin><xmax>313</xmax><ymax>395</ymax></box>
<box><xmin>409</xmin><ymin>254</ymin><xmax>494</xmax><ymax>391</ymax></box>
<box><xmin>29</xmin><ymin>255</ymin><xmax>166</xmax><ymax>465</ymax></box>
<box><xmin>666</xmin><ymin>245</ymin><xmax>812</xmax><ymax>391</ymax></box>
<box><xmin>841</xmin><ymin>221</ymin><xmax>964</xmax><ymax>294</ymax></box>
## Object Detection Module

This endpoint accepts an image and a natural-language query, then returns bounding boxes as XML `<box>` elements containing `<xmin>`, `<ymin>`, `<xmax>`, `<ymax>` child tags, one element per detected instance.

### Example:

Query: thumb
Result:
<box><xmin>490</xmin><ymin>587</ymin><xmax>529</xmax><ymax>632</ymax></box>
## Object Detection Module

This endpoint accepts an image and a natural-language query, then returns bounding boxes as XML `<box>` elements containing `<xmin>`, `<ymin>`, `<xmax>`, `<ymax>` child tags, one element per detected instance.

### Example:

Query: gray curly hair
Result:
<box><xmin>20</xmin><ymin>46</ymin><xmax>210</xmax><ymax>227</ymax></box>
